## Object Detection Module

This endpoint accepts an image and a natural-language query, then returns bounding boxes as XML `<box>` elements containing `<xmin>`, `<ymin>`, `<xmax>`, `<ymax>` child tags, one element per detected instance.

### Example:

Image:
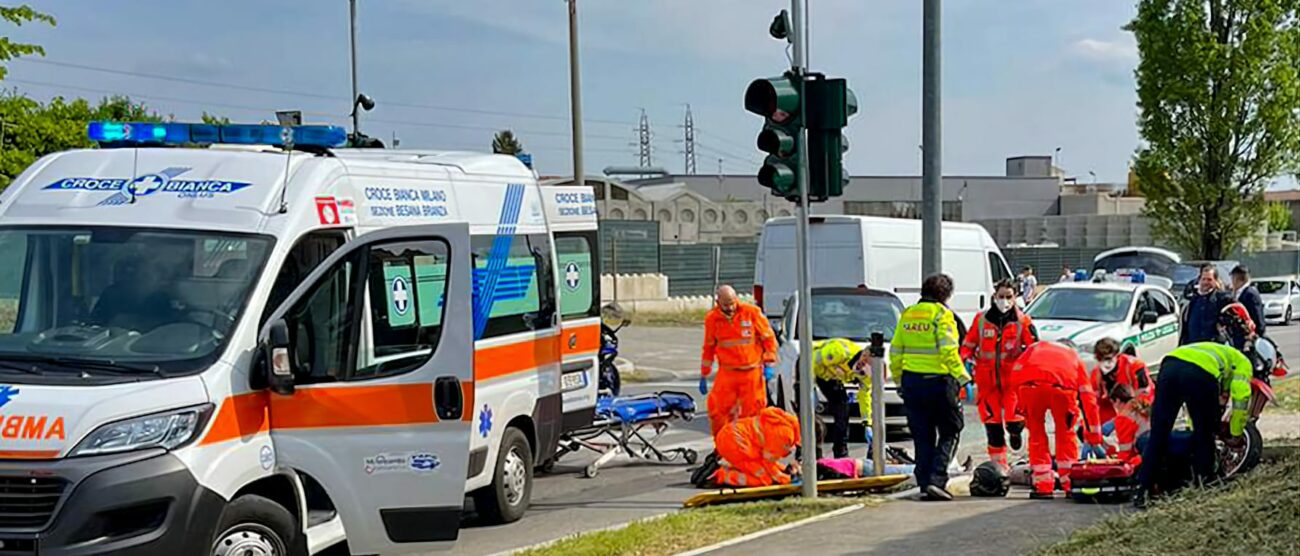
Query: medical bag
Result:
<box><xmin>1068</xmin><ymin>458</ymin><xmax>1137</xmax><ymax>503</ymax></box>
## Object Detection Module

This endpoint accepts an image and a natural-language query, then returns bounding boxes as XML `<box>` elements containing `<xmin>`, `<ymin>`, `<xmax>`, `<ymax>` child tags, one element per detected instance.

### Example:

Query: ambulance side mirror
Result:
<box><xmin>265</xmin><ymin>319</ymin><xmax>296</xmax><ymax>396</ymax></box>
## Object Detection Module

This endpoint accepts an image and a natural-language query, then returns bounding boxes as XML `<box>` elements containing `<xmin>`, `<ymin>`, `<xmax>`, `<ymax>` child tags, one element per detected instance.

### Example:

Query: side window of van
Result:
<box><xmin>555</xmin><ymin>232</ymin><xmax>600</xmax><ymax>319</ymax></box>
<box><xmin>470</xmin><ymin>234</ymin><xmax>557</xmax><ymax>339</ymax></box>
<box><xmin>282</xmin><ymin>240</ymin><xmax>451</xmax><ymax>384</ymax></box>
<box><xmin>355</xmin><ymin>240</ymin><xmax>451</xmax><ymax>379</ymax></box>
<box><xmin>988</xmin><ymin>252</ymin><xmax>1012</xmax><ymax>285</ymax></box>
<box><xmin>261</xmin><ymin>231</ymin><xmax>348</xmax><ymax>325</ymax></box>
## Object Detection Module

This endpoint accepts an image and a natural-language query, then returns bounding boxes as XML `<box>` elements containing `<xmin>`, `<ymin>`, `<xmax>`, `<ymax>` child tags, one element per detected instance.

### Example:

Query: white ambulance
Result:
<box><xmin>0</xmin><ymin>122</ymin><xmax>601</xmax><ymax>555</ymax></box>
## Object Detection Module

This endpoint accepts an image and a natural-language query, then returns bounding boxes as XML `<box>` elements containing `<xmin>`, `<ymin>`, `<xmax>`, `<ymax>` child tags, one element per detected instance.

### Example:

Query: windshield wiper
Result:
<box><xmin>0</xmin><ymin>354</ymin><xmax>165</xmax><ymax>377</ymax></box>
<box><xmin>0</xmin><ymin>360</ymin><xmax>46</xmax><ymax>376</ymax></box>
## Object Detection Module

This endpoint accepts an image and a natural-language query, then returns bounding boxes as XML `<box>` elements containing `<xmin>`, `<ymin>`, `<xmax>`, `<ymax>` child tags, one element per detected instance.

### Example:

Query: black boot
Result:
<box><xmin>1007</xmin><ymin>422</ymin><xmax>1025</xmax><ymax>452</ymax></box>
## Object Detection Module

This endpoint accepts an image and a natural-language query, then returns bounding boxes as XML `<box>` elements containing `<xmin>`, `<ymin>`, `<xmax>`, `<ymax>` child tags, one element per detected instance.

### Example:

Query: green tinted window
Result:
<box><xmin>556</xmin><ymin>235</ymin><xmax>597</xmax><ymax>318</ymax></box>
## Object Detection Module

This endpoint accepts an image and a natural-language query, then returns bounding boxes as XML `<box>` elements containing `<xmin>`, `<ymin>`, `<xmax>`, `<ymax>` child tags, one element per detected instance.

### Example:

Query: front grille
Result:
<box><xmin>0</xmin><ymin>477</ymin><xmax>66</xmax><ymax>529</ymax></box>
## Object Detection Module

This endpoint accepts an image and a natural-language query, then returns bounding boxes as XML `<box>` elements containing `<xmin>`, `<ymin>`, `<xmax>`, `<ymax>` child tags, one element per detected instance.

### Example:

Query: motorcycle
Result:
<box><xmin>1218</xmin><ymin>335</ymin><xmax>1289</xmax><ymax>479</ymax></box>
<box><xmin>599</xmin><ymin>304</ymin><xmax>630</xmax><ymax>397</ymax></box>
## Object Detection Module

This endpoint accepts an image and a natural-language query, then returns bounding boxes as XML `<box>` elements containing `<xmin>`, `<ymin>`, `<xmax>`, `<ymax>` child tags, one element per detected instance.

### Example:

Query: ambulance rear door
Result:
<box><xmin>261</xmin><ymin>223</ymin><xmax>473</xmax><ymax>554</ymax></box>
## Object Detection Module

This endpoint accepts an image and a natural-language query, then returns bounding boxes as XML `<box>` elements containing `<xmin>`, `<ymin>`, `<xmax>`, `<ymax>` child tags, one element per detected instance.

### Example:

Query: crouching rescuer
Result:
<box><xmin>712</xmin><ymin>407</ymin><xmax>802</xmax><ymax>487</ymax></box>
<box><xmin>1009</xmin><ymin>341</ymin><xmax>1103</xmax><ymax>499</ymax></box>
<box><xmin>812</xmin><ymin>338</ymin><xmax>874</xmax><ymax>459</ymax></box>
<box><xmin>1139</xmin><ymin>305</ymin><xmax>1255</xmax><ymax>502</ymax></box>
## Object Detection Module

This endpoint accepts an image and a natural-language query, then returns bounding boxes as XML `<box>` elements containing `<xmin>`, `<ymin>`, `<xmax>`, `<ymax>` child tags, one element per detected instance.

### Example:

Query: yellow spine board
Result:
<box><xmin>682</xmin><ymin>475</ymin><xmax>909</xmax><ymax>508</ymax></box>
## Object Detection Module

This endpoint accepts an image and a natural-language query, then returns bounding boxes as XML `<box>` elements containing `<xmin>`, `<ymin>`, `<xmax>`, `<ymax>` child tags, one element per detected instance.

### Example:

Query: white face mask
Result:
<box><xmin>995</xmin><ymin>299</ymin><xmax>1013</xmax><ymax>312</ymax></box>
<box><xmin>1100</xmin><ymin>359</ymin><xmax>1117</xmax><ymax>373</ymax></box>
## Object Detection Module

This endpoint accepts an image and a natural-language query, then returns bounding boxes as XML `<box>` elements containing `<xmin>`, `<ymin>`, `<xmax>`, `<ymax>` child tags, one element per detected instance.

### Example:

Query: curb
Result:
<box><xmin>484</xmin><ymin>511</ymin><xmax>675</xmax><ymax>556</ymax></box>
<box><xmin>672</xmin><ymin>503</ymin><xmax>866</xmax><ymax>556</ymax></box>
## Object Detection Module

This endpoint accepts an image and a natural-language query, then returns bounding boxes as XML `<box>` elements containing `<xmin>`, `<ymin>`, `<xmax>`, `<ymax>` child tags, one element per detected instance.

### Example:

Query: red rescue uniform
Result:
<box><xmin>712</xmin><ymin>407</ymin><xmax>801</xmax><ymax>487</ymax></box>
<box><xmin>960</xmin><ymin>307</ymin><xmax>1036</xmax><ymax>467</ymax></box>
<box><xmin>1089</xmin><ymin>353</ymin><xmax>1154</xmax><ymax>426</ymax></box>
<box><xmin>1112</xmin><ymin>402</ymin><xmax>1150</xmax><ymax>464</ymax></box>
<box><xmin>701</xmin><ymin>301</ymin><xmax>777</xmax><ymax>437</ymax></box>
<box><xmin>1009</xmin><ymin>342</ymin><xmax>1103</xmax><ymax>496</ymax></box>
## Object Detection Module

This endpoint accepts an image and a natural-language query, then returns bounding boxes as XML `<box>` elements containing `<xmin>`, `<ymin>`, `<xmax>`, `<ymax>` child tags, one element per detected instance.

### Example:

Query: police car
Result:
<box><xmin>1025</xmin><ymin>277</ymin><xmax>1181</xmax><ymax>369</ymax></box>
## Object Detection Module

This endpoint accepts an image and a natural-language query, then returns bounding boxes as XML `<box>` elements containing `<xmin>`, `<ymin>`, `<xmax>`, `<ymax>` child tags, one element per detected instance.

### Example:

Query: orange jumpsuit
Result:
<box><xmin>1112</xmin><ymin>402</ymin><xmax>1150</xmax><ymax>465</ymax></box>
<box><xmin>960</xmin><ymin>308</ymin><xmax>1036</xmax><ymax>467</ymax></box>
<box><xmin>701</xmin><ymin>301</ymin><xmax>777</xmax><ymax>437</ymax></box>
<box><xmin>1009</xmin><ymin>342</ymin><xmax>1103</xmax><ymax>495</ymax></box>
<box><xmin>712</xmin><ymin>407</ymin><xmax>801</xmax><ymax>487</ymax></box>
<box><xmin>1089</xmin><ymin>353</ymin><xmax>1154</xmax><ymax>426</ymax></box>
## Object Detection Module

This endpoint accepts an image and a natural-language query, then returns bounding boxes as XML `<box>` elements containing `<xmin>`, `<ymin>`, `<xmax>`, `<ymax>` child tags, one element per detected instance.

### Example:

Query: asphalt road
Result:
<box><xmin>436</xmin><ymin>321</ymin><xmax>1300</xmax><ymax>556</ymax></box>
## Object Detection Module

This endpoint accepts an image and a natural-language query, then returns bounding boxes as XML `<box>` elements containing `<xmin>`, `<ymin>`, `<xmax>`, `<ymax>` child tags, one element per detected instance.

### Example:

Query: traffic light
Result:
<box><xmin>805</xmin><ymin>77</ymin><xmax>858</xmax><ymax>201</ymax></box>
<box><xmin>745</xmin><ymin>73</ymin><xmax>803</xmax><ymax>199</ymax></box>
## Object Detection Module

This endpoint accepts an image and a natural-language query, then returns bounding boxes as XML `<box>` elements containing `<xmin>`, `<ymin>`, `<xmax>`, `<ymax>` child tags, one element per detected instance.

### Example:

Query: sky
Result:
<box><xmin>6</xmin><ymin>1</ymin><xmax>1161</xmax><ymax>183</ymax></box>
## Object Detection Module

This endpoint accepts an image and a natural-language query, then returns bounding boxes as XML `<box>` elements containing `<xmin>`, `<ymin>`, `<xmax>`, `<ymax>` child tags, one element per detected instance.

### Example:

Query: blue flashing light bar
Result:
<box><xmin>87</xmin><ymin>121</ymin><xmax>348</xmax><ymax>148</ymax></box>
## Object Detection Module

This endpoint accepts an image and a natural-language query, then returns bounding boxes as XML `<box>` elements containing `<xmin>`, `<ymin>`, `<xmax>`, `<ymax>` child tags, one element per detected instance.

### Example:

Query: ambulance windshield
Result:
<box><xmin>0</xmin><ymin>226</ymin><xmax>271</xmax><ymax>378</ymax></box>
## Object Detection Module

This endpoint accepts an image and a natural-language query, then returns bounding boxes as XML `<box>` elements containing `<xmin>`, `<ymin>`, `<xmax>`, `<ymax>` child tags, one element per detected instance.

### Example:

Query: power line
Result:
<box><xmin>11</xmin><ymin>57</ymin><xmax>636</xmax><ymax>126</ymax></box>
<box><xmin>696</xmin><ymin>142</ymin><xmax>761</xmax><ymax>167</ymax></box>
<box><xmin>698</xmin><ymin>128</ymin><xmax>759</xmax><ymax>155</ymax></box>
<box><xmin>7</xmin><ymin>78</ymin><xmax>634</xmax><ymax>143</ymax></box>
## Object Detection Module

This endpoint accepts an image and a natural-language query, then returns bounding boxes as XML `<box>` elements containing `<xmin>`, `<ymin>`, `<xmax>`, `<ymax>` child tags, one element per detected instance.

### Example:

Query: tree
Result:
<box><xmin>0</xmin><ymin>5</ymin><xmax>55</xmax><ymax>79</ymax></box>
<box><xmin>200</xmin><ymin>112</ymin><xmax>231</xmax><ymax>125</ymax></box>
<box><xmin>0</xmin><ymin>93</ymin><xmax>159</xmax><ymax>189</ymax></box>
<box><xmin>1267</xmin><ymin>201</ymin><xmax>1294</xmax><ymax>231</ymax></box>
<box><xmin>492</xmin><ymin>130</ymin><xmax>524</xmax><ymax>155</ymax></box>
<box><xmin>1129</xmin><ymin>0</ymin><xmax>1300</xmax><ymax>259</ymax></box>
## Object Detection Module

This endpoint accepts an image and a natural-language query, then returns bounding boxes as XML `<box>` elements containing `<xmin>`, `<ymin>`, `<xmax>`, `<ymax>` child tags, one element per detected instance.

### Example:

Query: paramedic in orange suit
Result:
<box><xmin>1009</xmin><ymin>341</ymin><xmax>1104</xmax><ymax>499</ymax></box>
<box><xmin>713</xmin><ymin>407</ymin><xmax>802</xmax><ymax>487</ymax></box>
<box><xmin>700</xmin><ymin>285</ymin><xmax>778</xmax><ymax>438</ymax></box>
<box><xmin>960</xmin><ymin>279</ymin><xmax>1037</xmax><ymax>469</ymax></box>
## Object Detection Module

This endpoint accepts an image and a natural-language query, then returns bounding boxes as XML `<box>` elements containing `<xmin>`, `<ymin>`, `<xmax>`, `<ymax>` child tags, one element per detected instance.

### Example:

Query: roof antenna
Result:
<box><xmin>128</xmin><ymin>145</ymin><xmax>140</xmax><ymax>204</ymax></box>
<box><xmin>276</xmin><ymin>127</ymin><xmax>292</xmax><ymax>214</ymax></box>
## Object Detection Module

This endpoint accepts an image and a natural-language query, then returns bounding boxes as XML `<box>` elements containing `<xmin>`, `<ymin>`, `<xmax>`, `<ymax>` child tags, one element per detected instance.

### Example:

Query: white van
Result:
<box><xmin>755</xmin><ymin>215</ymin><xmax>1013</xmax><ymax>326</ymax></box>
<box><xmin>0</xmin><ymin>122</ymin><xmax>600</xmax><ymax>555</ymax></box>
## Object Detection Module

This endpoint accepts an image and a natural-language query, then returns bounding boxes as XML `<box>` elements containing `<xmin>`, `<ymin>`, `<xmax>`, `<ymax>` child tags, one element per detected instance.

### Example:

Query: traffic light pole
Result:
<box><xmin>790</xmin><ymin>0</ymin><xmax>817</xmax><ymax>500</ymax></box>
<box><xmin>921</xmin><ymin>0</ymin><xmax>942</xmax><ymax>276</ymax></box>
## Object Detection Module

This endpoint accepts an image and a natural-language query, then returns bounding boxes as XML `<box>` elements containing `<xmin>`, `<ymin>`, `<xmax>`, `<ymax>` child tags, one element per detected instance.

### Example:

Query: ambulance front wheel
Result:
<box><xmin>475</xmin><ymin>426</ymin><xmax>534</xmax><ymax>524</ymax></box>
<box><xmin>211</xmin><ymin>494</ymin><xmax>301</xmax><ymax>556</ymax></box>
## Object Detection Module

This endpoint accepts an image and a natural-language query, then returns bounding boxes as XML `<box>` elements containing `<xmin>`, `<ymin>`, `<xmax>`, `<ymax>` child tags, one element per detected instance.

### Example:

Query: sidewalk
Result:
<box><xmin>708</xmin><ymin>491</ymin><xmax>1123</xmax><ymax>556</ymax></box>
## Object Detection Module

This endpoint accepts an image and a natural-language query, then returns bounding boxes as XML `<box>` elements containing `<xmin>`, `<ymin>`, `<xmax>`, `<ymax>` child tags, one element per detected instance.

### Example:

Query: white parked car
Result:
<box><xmin>1256</xmin><ymin>278</ymin><xmax>1300</xmax><ymax>325</ymax></box>
<box><xmin>1026</xmin><ymin>281</ymin><xmax>1182</xmax><ymax>369</ymax></box>
<box><xmin>771</xmin><ymin>287</ymin><xmax>909</xmax><ymax>430</ymax></box>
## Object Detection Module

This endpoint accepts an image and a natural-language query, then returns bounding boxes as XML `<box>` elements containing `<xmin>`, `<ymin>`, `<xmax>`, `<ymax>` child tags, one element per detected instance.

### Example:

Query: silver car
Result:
<box><xmin>1255</xmin><ymin>278</ymin><xmax>1300</xmax><ymax>325</ymax></box>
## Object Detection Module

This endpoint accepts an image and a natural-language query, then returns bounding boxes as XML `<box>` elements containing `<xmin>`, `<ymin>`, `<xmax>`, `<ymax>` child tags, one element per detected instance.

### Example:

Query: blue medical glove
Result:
<box><xmin>1102</xmin><ymin>420</ymin><xmax>1116</xmax><ymax>437</ymax></box>
<box><xmin>764</xmin><ymin>365</ymin><xmax>776</xmax><ymax>382</ymax></box>
<box><xmin>699</xmin><ymin>376</ymin><xmax>710</xmax><ymax>396</ymax></box>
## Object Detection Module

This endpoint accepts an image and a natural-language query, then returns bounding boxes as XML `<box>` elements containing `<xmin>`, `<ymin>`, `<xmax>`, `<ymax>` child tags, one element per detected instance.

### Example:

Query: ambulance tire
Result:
<box><xmin>475</xmin><ymin>427</ymin><xmax>533</xmax><ymax>524</ymax></box>
<box><xmin>211</xmin><ymin>494</ymin><xmax>302</xmax><ymax>556</ymax></box>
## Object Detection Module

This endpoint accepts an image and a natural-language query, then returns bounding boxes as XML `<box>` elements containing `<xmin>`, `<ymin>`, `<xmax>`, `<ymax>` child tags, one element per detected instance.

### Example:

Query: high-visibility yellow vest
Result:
<box><xmin>1167</xmin><ymin>342</ymin><xmax>1253</xmax><ymax>436</ymax></box>
<box><xmin>889</xmin><ymin>301</ymin><xmax>965</xmax><ymax>382</ymax></box>
<box><xmin>812</xmin><ymin>338</ymin><xmax>872</xmax><ymax>424</ymax></box>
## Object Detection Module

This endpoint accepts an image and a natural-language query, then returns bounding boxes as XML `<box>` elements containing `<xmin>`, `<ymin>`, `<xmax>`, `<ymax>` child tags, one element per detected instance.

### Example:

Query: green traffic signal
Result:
<box><xmin>758</xmin><ymin>155</ymin><xmax>796</xmax><ymax>195</ymax></box>
<box><xmin>757</xmin><ymin>125</ymin><xmax>795</xmax><ymax>157</ymax></box>
<box><xmin>805</xmin><ymin>77</ymin><xmax>856</xmax><ymax>201</ymax></box>
<box><xmin>746</xmin><ymin>73</ymin><xmax>804</xmax><ymax>200</ymax></box>
<box><xmin>745</xmin><ymin>75</ymin><xmax>801</xmax><ymax>124</ymax></box>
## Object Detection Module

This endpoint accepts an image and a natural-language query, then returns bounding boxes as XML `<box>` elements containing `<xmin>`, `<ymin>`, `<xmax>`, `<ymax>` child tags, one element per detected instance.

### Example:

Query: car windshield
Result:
<box><xmin>1027</xmin><ymin>288</ymin><xmax>1133</xmax><ymax>322</ymax></box>
<box><xmin>808</xmin><ymin>292</ymin><xmax>903</xmax><ymax>342</ymax></box>
<box><xmin>1094</xmin><ymin>252</ymin><xmax>1178</xmax><ymax>278</ymax></box>
<box><xmin>1171</xmin><ymin>264</ymin><xmax>1201</xmax><ymax>286</ymax></box>
<box><xmin>1255</xmin><ymin>281</ymin><xmax>1286</xmax><ymax>294</ymax></box>
<box><xmin>0</xmin><ymin>227</ymin><xmax>272</xmax><ymax>377</ymax></box>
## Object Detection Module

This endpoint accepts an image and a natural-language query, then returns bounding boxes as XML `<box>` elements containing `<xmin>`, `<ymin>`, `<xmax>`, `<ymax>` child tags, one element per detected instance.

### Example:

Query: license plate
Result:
<box><xmin>562</xmin><ymin>371</ymin><xmax>588</xmax><ymax>391</ymax></box>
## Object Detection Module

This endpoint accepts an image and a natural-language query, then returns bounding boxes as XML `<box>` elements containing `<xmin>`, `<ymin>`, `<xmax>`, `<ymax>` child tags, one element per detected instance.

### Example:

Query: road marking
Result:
<box><xmin>673</xmin><ymin>503</ymin><xmax>866</xmax><ymax>556</ymax></box>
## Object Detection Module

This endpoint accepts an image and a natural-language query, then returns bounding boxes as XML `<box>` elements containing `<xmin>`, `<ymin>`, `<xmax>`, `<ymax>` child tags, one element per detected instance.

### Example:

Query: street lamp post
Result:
<box><xmin>568</xmin><ymin>0</ymin><xmax>587</xmax><ymax>198</ymax></box>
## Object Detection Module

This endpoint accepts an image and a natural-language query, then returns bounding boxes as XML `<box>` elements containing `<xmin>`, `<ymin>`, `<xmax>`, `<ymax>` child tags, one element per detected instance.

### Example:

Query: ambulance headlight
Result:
<box><xmin>70</xmin><ymin>404</ymin><xmax>214</xmax><ymax>457</ymax></box>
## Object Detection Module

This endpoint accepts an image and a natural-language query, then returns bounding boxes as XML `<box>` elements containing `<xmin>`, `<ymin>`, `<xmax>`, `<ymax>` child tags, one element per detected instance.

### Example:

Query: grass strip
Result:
<box><xmin>1036</xmin><ymin>453</ymin><xmax>1300</xmax><ymax>556</ymax></box>
<box><xmin>1272</xmin><ymin>377</ymin><xmax>1300</xmax><ymax>413</ymax></box>
<box><xmin>514</xmin><ymin>498</ymin><xmax>865</xmax><ymax>556</ymax></box>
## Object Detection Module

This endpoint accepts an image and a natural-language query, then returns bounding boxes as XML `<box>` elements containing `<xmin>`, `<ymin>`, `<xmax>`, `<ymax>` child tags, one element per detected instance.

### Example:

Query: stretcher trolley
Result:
<box><xmin>545</xmin><ymin>391</ymin><xmax>700</xmax><ymax>478</ymax></box>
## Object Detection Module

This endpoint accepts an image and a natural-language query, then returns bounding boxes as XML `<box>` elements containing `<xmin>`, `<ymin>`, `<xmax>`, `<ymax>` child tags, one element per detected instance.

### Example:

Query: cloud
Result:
<box><xmin>1069</xmin><ymin>38</ymin><xmax>1137</xmax><ymax>64</ymax></box>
